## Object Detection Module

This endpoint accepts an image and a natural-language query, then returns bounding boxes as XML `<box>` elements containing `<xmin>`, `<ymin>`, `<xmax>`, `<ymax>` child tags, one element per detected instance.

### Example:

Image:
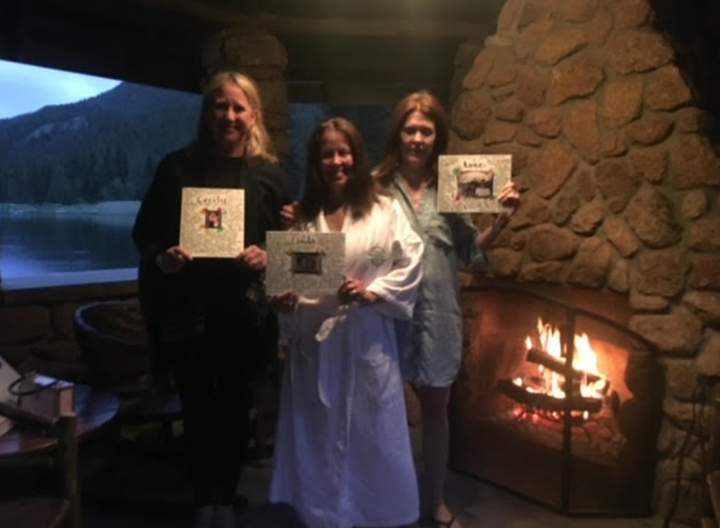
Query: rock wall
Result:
<box><xmin>0</xmin><ymin>284</ymin><xmax>137</xmax><ymax>383</ymax></box>
<box><xmin>450</xmin><ymin>0</ymin><xmax>720</xmax><ymax>521</ymax></box>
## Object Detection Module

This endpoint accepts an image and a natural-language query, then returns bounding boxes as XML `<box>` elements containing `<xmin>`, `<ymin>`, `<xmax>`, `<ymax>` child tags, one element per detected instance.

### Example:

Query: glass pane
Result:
<box><xmin>0</xmin><ymin>60</ymin><xmax>201</xmax><ymax>279</ymax></box>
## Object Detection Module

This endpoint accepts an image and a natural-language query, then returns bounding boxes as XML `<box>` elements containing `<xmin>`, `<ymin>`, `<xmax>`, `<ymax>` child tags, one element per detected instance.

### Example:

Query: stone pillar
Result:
<box><xmin>202</xmin><ymin>32</ymin><xmax>289</xmax><ymax>160</ymax></box>
<box><xmin>450</xmin><ymin>40</ymin><xmax>484</xmax><ymax>107</ymax></box>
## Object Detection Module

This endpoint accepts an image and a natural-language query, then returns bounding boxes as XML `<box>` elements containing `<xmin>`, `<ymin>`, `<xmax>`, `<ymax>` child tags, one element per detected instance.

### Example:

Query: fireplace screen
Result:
<box><xmin>450</xmin><ymin>285</ymin><xmax>663</xmax><ymax>516</ymax></box>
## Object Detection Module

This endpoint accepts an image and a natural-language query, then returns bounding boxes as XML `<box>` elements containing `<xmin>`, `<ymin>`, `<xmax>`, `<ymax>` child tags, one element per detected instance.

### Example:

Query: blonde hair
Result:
<box><xmin>197</xmin><ymin>71</ymin><xmax>278</xmax><ymax>163</ymax></box>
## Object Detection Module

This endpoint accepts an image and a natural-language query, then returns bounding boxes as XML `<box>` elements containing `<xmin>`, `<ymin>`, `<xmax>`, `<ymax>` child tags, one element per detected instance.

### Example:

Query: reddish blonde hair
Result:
<box><xmin>375</xmin><ymin>90</ymin><xmax>449</xmax><ymax>186</ymax></box>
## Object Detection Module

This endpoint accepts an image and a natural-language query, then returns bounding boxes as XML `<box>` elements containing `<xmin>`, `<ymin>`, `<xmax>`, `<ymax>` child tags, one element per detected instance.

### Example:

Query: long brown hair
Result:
<box><xmin>299</xmin><ymin>117</ymin><xmax>378</xmax><ymax>222</ymax></box>
<box><xmin>195</xmin><ymin>71</ymin><xmax>278</xmax><ymax>162</ymax></box>
<box><xmin>375</xmin><ymin>90</ymin><xmax>449</xmax><ymax>187</ymax></box>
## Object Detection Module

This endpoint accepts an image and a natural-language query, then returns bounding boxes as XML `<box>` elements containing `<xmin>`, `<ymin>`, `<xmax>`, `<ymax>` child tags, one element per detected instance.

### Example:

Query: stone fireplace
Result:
<box><xmin>452</xmin><ymin>280</ymin><xmax>663</xmax><ymax>515</ymax></box>
<box><xmin>448</xmin><ymin>0</ymin><xmax>720</xmax><ymax>522</ymax></box>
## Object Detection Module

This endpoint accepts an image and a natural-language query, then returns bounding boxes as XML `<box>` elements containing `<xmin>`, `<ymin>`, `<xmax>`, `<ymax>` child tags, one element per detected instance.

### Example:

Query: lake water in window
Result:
<box><xmin>0</xmin><ymin>202</ymin><xmax>139</xmax><ymax>279</ymax></box>
<box><xmin>0</xmin><ymin>60</ymin><xmax>202</xmax><ymax>280</ymax></box>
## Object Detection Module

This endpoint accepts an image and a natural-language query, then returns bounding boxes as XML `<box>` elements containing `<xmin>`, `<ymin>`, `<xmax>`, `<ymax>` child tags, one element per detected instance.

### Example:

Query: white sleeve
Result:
<box><xmin>366</xmin><ymin>199</ymin><xmax>424</xmax><ymax>320</ymax></box>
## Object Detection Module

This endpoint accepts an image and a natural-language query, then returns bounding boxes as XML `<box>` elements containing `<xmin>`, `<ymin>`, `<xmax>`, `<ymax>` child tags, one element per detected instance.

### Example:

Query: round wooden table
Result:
<box><xmin>0</xmin><ymin>385</ymin><xmax>119</xmax><ymax>459</ymax></box>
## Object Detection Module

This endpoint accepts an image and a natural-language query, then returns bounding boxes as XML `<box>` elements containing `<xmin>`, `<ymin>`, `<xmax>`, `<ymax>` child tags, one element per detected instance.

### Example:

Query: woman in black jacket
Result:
<box><xmin>132</xmin><ymin>71</ymin><xmax>289</xmax><ymax>528</ymax></box>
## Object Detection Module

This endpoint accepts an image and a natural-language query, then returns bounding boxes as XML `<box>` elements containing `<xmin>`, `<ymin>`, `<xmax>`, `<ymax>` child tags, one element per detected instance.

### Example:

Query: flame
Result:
<box><xmin>525</xmin><ymin>318</ymin><xmax>607</xmax><ymax>401</ymax></box>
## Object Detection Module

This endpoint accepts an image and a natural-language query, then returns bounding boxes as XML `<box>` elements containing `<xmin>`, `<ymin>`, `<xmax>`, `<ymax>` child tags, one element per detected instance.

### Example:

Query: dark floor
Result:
<box><xmin>78</xmin><ymin>422</ymin><xmax>671</xmax><ymax>528</ymax></box>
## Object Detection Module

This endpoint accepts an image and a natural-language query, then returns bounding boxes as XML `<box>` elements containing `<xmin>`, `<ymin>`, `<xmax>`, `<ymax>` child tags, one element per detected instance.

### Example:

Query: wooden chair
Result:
<box><xmin>73</xmin><ymin>300</ymin><xmax>182</xmax><ymax>437</ymax></box>
<box><xmin>0</xmin><ymin>401</ymin><xmax>80</xmax><ymax>528</ymax></box>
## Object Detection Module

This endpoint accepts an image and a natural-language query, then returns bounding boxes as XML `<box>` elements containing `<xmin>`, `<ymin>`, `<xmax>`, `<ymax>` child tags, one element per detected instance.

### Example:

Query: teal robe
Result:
<box><xmin>389</xmin><ymin>175</ymin><xmax>486</xmax><ymax>387</ymax></box>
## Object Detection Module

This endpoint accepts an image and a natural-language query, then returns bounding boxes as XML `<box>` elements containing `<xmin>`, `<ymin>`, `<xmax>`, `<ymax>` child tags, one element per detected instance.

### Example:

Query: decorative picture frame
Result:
<box><xmin>266</xmin><ymin>231</ymin><xmax>345</xmax><ymax>297</ymax></box>
<box><xmin>437</xmin><ymin>154</ymin><xmax>513</xmax><ymax>213</ymax></box>
<box><xmin>179</xmin><ymin>187</ymin><xmax>245</xmax><ymax>258</ymax></box>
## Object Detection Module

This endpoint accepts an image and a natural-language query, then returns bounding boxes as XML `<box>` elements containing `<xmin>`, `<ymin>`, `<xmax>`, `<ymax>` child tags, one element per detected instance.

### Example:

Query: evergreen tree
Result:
<box><xmin>46</xmin><ymin>168</ymin><xmax>74</xmax><ymax>204</ymax></box>
<box><xmin>26</xmin><ymin>160</ymin><xmax>52</xmax><ymax>203</ymax></box>
<box><xmin>8</xmin><ymin>166</ymin><xmax>33</xmax><ymax>204</ymax></box>
<box><xmin>0</xmin><ymin>167</ymin><xmax>8</xmax><ymax>202</ymax></box>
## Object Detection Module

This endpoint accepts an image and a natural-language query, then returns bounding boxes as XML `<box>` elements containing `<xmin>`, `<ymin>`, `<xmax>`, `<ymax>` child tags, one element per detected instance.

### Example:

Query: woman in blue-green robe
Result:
<box><xmin>374</xmin><ymin>90</ymin><xmax>519</xmax><ymax>528</ymax></box>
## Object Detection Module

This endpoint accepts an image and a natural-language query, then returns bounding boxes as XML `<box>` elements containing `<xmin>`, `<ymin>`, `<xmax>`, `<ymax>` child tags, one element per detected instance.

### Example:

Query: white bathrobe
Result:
<box><xmin>270</xmin><ymin>196</ymin><xmax>424</xmax><ymax>528</ymax></box>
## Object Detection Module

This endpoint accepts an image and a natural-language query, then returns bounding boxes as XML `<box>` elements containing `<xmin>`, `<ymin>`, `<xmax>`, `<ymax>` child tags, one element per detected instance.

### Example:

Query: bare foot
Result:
<box><xmin>432</xmin><ymin>503</ymin><xmax>463</xmax><ymax>528</ymax></box>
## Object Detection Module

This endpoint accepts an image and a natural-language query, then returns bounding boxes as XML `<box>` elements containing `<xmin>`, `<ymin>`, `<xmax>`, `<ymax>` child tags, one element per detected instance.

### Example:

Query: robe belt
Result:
<box><xmin>287</xmin><ymin>300</ymin><xmax>356</xmax><ymax>409</ymax></box>
<box><xmin>314</xmin><ymin>307</ymin><xmax>351</xmax><ymax>408</ymax></box>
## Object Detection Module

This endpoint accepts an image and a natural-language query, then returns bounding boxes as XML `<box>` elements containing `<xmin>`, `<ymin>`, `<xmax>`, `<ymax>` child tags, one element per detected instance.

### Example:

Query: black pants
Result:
<box><xmin>170</xmin><ymin>329</ymin><xmax>253</xmax><ymax>508</ymax></box>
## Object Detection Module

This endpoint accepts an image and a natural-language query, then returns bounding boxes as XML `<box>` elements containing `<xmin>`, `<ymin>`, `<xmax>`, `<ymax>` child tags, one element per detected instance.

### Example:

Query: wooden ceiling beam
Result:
<box><xmin>0</xmin><ymin>0</ymin><xmax>495</xmax><ymax>101</ymax></box>
<box><xmin>288</xmin><ymin>81</ymin><xmax>451</xmax><ymax>105</ymax></box>
<box><xmin>108</xmin><ymin>0</ymin><xmax>492</xmax><ymax>39</ymax></box>
<box><xmin>214</xmin><ymin>0</ymin><xmax>503</xmax><ymax>21</ymax></box>
<box><xmin>14</xmin><ymin>34</ymin><xmax>202</xmax><ymax>93</ymax></box>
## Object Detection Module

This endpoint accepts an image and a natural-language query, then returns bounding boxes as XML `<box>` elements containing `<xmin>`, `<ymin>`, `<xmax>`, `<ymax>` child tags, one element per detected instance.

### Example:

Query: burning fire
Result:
<box><xmin>513</xmin><ymin>319</ymin><xmax>609</xmax><ymax>420</ymax></box>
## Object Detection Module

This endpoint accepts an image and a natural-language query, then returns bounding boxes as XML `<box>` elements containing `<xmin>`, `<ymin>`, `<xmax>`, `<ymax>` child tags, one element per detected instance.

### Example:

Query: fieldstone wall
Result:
<box><xmin>450</xmin><ymin>0</ymin><xmax>720</xmax><ymax>522</ymax></box>
<box><xmin>0</xmin><ymin>285</ymin><xmax>137</xmax><ymax>383</ymax></box>
<box><xmin>202</xmin><ymin>32</ymin><xmax>289</xmax><ymax>161</ymax></box>
<box><xmin>0</xmin><ymin>303</ymin><xmax>84</xmax><ymax>378</ymax></box>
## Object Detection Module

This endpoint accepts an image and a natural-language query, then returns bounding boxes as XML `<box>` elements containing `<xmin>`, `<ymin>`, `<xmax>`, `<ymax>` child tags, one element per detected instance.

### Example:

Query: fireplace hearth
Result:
<box><xmin>450</xmin><ymin>284</ymin><xmax>664</xmax><ymax>515</ymax></box>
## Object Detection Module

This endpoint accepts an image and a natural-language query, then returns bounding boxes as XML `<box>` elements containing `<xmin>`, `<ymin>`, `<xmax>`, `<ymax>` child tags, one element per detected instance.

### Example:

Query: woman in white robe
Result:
<box><xmin>270</xmin><ymin>117</ymin><xmax>424</xmax><ymax>528</ymax></box>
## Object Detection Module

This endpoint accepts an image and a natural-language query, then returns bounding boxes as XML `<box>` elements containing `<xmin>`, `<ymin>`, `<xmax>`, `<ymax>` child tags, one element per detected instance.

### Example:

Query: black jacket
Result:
<box><xmin>132</xmin><ymin>146</ymin><xmax>290</xmax><ymax>343</ymax></box>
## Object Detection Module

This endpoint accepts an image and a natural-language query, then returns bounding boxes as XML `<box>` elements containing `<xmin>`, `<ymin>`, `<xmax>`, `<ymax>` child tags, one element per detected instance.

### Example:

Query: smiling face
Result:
<box><xmin>207</xmin><ymin>82</ymin><xmax>256</xmax><ymax>157</ymax></box>
<box><xmin>319</xmin><ymin>129</ymin><xmax>354</xmax><ymax>202</ymax></box>
<box><xmin>400</xmin><ymin>110</ymin><xmax>437</xmax><ymax>171</ymax></box>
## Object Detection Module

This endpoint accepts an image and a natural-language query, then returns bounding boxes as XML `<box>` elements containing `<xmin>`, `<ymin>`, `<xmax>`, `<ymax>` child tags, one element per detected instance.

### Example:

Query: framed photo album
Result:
<box><xmin>179</xmin><ymin>187</ymin><xmax>245</xmax><ymax>258</ymax></box>
<box><xmin>437</xmin><ymin>154</ymin><xmax>513</xmax><ymax>213</ymax></box>
<box><xmin>265</xmin><ymin>231</ymin><xmax>345</xmax><ymax>297</ymax></box>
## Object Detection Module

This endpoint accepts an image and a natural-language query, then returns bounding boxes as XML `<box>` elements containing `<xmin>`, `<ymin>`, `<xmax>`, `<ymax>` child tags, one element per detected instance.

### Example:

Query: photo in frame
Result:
<box><xmin>179</xmin><ymin>187</ymin><xmax>245</xmax><ymax>258</ymax></box>
<box><xmin>291</xmin><ymin>252</ymin><xmax>324</xmax><ymax>275</ymax></box>
<box><xmin>437</xmin><ymin>154</ymin><xmax>513</xmax><ymax>213</ymax></box>
<box><xmin>265</xmin><ymin>231</ymin><xmax>345</xmax><ymax>297</ymax></box>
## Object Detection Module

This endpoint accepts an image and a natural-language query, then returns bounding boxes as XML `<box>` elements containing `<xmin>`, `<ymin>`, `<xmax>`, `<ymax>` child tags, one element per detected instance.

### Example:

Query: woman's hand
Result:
<box><xmin>280</xmin><ymin>201</ymin><xmax>300</xmax><ymax>229</ymax></box>
<box><xmin>498</xmin><ymin>182</ymin><xmax>520</xmax><ymax>216</ymax></box>
<box><xmin>338</xmin><ymin>278</ymin><xmax>378</xmax><ymax>306</ymax></box>
<box><xmin>156</xmin><ymin>246</ymin><xmax>192</xmax><ymax>274</ymax></box>
<box><xmin>271</xmin><ymin>290</ymin><xmax>298</xmax><ymax>314</ymax></box>
<box><xmin>476</xmin><ymin>183</ymin><xmax>521</xmax><ymax>248</ymax></box>
<box><xmin>238</xmin><ymin>245</ymin><xmax>267</xmax><ymax>271</ymax></box>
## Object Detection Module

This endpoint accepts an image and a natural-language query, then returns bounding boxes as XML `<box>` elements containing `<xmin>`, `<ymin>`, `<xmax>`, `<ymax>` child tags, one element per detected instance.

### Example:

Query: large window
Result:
<box><xmin>0</xmin><ymin>60</ymin><xmax>395</xmax><ymax>282</ymax></box>
<box><xmin>0</xmin><ymin>60</ymin><xmax>201</xmax><ymax>280</ymax></box>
